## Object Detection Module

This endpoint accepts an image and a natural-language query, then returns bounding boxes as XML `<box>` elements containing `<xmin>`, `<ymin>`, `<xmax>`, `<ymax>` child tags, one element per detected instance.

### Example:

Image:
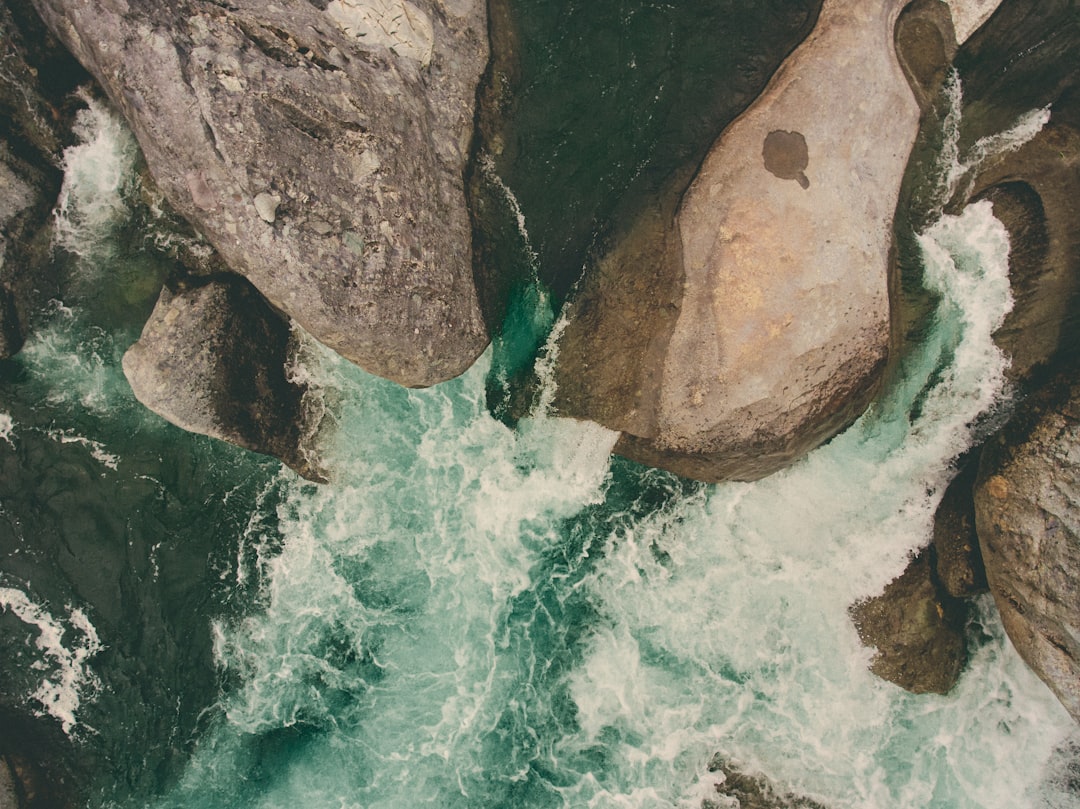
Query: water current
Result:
<box><xmin>1</xmin><ymin>57</ymin><xmax>1079</xmax><ymax>809</ymax></box>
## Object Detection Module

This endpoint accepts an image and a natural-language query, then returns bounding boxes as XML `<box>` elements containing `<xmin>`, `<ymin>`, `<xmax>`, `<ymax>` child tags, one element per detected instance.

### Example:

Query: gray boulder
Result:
<box><xmin>123</xmin><ymin>276</ymin><xmax>327</xmax><ymax>482</ymax></box>
<box><xmin>31</xmin><ymin>0</ymin><xmax>489</xmax><ymax>387</ymax></box>
<box><xmin>555</xmin><ymin>0</ymin><xmax>923</xmax><ymax>482</ymax></box>
<box><xmin>974</xmin><ymin>372</ymin><xmax>1080</xmax><ymax>723</ymax></box>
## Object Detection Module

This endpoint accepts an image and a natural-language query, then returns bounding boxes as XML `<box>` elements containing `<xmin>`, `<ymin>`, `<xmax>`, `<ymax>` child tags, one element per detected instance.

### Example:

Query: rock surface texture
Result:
<box><xmin>0</xmin><ymin>0</ymin><xmax>86</xmax><ymax>358</ymax></box>
<box><xmin>849</xmin><ymin>550</ymin><xmax>968</xmax><ymax>694</ymax></box>
<box><xmin>31</xmin><ymin>0</ymin><xmax>489</xmax><ymax>387</ymax></box>
<box><xmin>974</xmin><ymin>373</ymin><xmax>1080</xmax><ymax>723</ymax></box>
<box><xmin>123</xmin><ymin>276</ymin><xmax>326</xmax><ymax>482</ymax></box>
<box><xmin>556</xmin><ymin>0</ymin><xmax>921</xmax><ymax>482</ymax></box>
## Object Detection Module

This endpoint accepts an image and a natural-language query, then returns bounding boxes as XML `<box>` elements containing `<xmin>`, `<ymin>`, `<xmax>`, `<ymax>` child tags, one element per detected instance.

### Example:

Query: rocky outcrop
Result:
<box><xmin>704</xmin><ymin>756</ymin><xmax>827</xmax><ymax>809</ymax></box>
<box><xmin>931</xmin><ymin>454</ymin><xmax>989</xmax><ymax>599</ymax></box>
<box><xmin>849</xmin><ymin>550</ymin><xmax>968</xmax><ymax>694</ymax></box>
<box><xmin>555</xmin><ymin>0</ymin><xmax>922</xmax><ymax>482</ymax></box>
<box><xmin>954</xmin><ymin>0</ymin><xmax>1080</xmax><ymax>382</ymax></box>
<box><xmin>122</xmin><ymin>275</ymin><xmax>326</xmax><ymax>482</ymax></box>
<box><xmin>0</xmin><ymin>0</ymin><xmax>87</xmax><ymax>358</ymax></box>
<box><xmin>30</xmin><ymin>0</ymin><xmax>489</xmax><ymax>387</ymax></box>
<box><xmin>974</xmin><ymin>372</ymin><xmax>1080</xmax><ymax>723</ymax></box>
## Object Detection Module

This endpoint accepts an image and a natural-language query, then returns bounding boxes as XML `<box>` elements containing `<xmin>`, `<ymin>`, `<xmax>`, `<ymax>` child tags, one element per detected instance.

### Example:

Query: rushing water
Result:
<box><xmin>2</xmin><ymin>50</ymin><xmax>1079</xmax><ymax>809</ymax></box>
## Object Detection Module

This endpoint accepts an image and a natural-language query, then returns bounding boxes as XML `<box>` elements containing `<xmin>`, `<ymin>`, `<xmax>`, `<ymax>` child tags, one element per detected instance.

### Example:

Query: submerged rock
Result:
<box><xmin>704</xmin><ymin>756</ymin><xmax>827</xmax><ymax>809</ymax></box>
<box><xmin>556</xmin><ymin>0</ymin><xmax>921</xmax><ymax>482</ymax></box>
<box><xmin>122</xmin><ymin>276</ymin><xmax>327</xmax><ymax>482</ymax></box>
<box><xmin>31</xmin><ymin>0</ymin><xmax>489</xmax><ymax>387</ymax></box>
<box><xmin>849</xmin><ymin>550</ymin><xmax>967</xmax><ymax>694</ymax></box>
<box><xmin>974</xmin><ymin>371</ymin><xmax>1080</xmax><ymax>723</ymax></box>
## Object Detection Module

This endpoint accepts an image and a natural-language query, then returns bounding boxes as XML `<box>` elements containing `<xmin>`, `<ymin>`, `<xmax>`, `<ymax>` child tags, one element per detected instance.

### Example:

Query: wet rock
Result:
<box><xmin>974</xmin><ymin>371</ymin><xmax>1080</xmax><ymax>723</ymax></box>
<box><xmin>704</xmin><ymin>756</ymin><xmax>827</xmax><ymax>809</ymax></box>
<box><xmin>122</xmin><ymin>275</ymin><xmax>327</xmax><ymax>482</ymax></box>
<box><xmin>556</xmin><ymin>0</ymin><xmax>919</xmax><ymax>482</ymax></box>
<box><xmin>931</xmin><ymin>453</ymin><xmax>989</xmax><ymax>598</ymax></box>
<box><xmin>0</xmin><ymin>0</ymin><xmax>88</xmax><ymax>358</ymax></box>
<box><xmin>31</xmin><ymin>0</ymin><xmax>489</xmax><ymax>387</ymax></box>
<box><xmin>849</xmin><ymin>550</ymin><xmax>967</xmax><ymax>694</ymax></box>
<box><xmin>954</xmin><ymin>0</ymin><xmax>1080</xmax><ymax>384</ymax></box>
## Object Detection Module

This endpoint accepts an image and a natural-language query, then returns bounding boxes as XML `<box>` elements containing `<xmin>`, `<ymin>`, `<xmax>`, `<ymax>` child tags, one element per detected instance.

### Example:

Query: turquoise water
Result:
<box><xmin>1</xmin><ymin>67</ymin><xmax>1078</xmax><ymax>809</ymax></box>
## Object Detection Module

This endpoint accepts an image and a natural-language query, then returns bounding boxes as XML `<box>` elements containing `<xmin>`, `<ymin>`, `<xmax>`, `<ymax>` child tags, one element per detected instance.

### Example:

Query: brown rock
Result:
<box><xmin>931</xmin><ymin>453</ymin><xmax>989</xmax><ymax>598</ymax></box>
<box><xmin>974</xmin><ymin>371</ymin><xmax>1080</xmax><ymax>723</ymax></box>
<box><xmin>556</xmin><ymin>0</ymin><xmax>921</xmax><ymax>482</ymax></box>
<box><xmin>849</xmin><ymin>550</ymin><xmax>967</xmax><ymax>694</ymax></box>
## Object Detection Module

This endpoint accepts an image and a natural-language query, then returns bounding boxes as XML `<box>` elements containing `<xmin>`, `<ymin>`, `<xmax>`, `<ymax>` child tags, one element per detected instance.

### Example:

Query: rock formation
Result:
<box><xmin>849</xmin><ymin>550</ymin><xmax>968</xmax><ymax>694</ymax></box>
<box><xmin>704</xmin><ymin>756</ymin><xmax>827</xmax><ymax>809</ymax></box>
<box><xmin>555</xmin><ymin>0</ymin><xmax>922</xmax><ymax>482</ymax></box>
<box><xmin>0</xmin><ymin>0</ymin><xmax>87</xmax><ymax>358</ymax></box>
<box><xmin>30</xmin><ymin>0</ymin><xmax>489</xmax><ymax>387</ymax></box>
<box><xmin>123</xmin><ymin>275</ymin><xmax>327</xmax><ymax>482</ymax></box>
<box><xmin>974</xmin><ymin>371</ymin><xmax>1080</xmax><ymax>723</ymax></box>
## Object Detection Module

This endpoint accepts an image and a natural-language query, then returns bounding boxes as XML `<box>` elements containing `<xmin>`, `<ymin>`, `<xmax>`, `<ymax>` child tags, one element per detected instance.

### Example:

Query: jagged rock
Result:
<box><xmin>31</xmin><ymin>0</ymin><xmax>489</xmax><ymax>387</ymax></box>
<box><xmin>931</xmin><ymin>453</ymin><xmax>989</xmax><ymax>598</ymax></box>
<box><xmin>955</xmin><ymin>0</ymin><xmax>1080</xmax><ymax>382</ymax></box>
<box><xmin>704</xmin><ymin>756</ymin><xmax>827</xmax><ymax>809</ymax></box>
<box><xmin>849</xmin><ymin>550</ymin><xmax>967</xmax><ymax>694</ymax></box>
<box><xmin>122</xmin><ymin>276</ymin><xmax>327</xmax><ymax>482</ymax></box>
<box><xmin>0</xmin><ymin>0</ymin><xmax>87</xmax><ymax>358</ymax></box>
<box><xmin>555</xmin><ymin>0</ymin><xmax>922</xmax><ymax>482</ymax></box>
<box><xmin>974</xmin><ymin>371</ymin><xmax>1080</xmax><ymax>723</ymax></box>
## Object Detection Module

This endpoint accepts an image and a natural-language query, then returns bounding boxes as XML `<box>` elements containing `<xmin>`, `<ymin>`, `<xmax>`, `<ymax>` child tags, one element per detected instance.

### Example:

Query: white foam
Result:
<box><xmin>45</xmin><ymin>429</ymin><xmax>121</xmax><ymax>470</ymax></box>
<box><xmin>934</xmin><ymin>72</ymin><xmax>1051</xmax><ymax>213</ymax></box>
<box><xmin>0</xmin><ymin>588</ymin><xmax>104</xmax><ymax>737</ymax></box>
<box><xmin>0</xmin><ymin>412</ymin><xmax>14</xmax><ymax>447</ymax></box>
<box><xmin>53</xmin><ymin>93</ymin><xmax>139</xmax><ymax>258</ymax></box>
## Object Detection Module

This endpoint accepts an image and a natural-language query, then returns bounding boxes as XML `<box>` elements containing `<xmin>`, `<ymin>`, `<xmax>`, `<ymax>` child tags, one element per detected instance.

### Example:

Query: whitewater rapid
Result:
<box><xmin>0</xmin><ymin>73</ymin><xmax>1077</xmax><ymax>809</ymax></box>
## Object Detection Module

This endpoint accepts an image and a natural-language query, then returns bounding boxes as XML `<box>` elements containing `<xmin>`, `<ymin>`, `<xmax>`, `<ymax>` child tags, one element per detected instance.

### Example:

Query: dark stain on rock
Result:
<box><xmin>763</xmin><ymin>129</ymin><xmax>810</xmax><ymax>189</ymax></box>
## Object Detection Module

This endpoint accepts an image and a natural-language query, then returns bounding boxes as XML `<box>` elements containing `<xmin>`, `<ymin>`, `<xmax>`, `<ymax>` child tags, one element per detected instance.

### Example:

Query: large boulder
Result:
<box><xmin>122</xmin><ymin>275</ymin><xmax>327</xmax><ymax>481</ymax></box>
<box><xmin>555</xmin><ymin>0</ymin><xmax>923</xmax><ymax>482</ymax></box>
<box><xmin>30</xmin><ymin>0</ymin><xmax>489</xmax><ymax>387</ymax></box>
<box><xmin>974</xmin><ymin>371</ymin><xmax>1080</xmax><ymax>723</ymax></box>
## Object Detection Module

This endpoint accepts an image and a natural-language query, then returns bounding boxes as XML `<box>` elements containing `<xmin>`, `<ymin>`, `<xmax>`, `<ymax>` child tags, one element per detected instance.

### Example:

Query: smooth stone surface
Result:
<box><xmin>32</xmin><ymin>0</ymin><xmax>489</xmax><ymax>387</ymax></box>
<box><xmin>123</xmin><ymin>276</ymin><xmax>327</xmax><ymax>482</ymax></box>
<box><xmin>558</xmin><ymin>0</ymin><xmax>920</xmax><ymax>482</ymax></box>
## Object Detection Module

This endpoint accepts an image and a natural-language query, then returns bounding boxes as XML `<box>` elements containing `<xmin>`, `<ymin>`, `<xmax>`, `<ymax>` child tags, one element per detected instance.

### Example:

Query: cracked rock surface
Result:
<box><xmin>31</xmin><ymin>0</ymin><xmax>490</xmax><ymax>387</ymax></box>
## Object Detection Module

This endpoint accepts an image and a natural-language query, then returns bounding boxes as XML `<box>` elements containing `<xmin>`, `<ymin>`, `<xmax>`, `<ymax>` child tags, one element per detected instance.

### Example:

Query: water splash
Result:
<box><xmin>0</xmin><ymin>587</ymin><xmax>104</xmax><ymax>737</ymax></box>
<box><xmin>53</xmin><ymin>94</ymin><xmax>140</xmax><ymax>259</ymax></box>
